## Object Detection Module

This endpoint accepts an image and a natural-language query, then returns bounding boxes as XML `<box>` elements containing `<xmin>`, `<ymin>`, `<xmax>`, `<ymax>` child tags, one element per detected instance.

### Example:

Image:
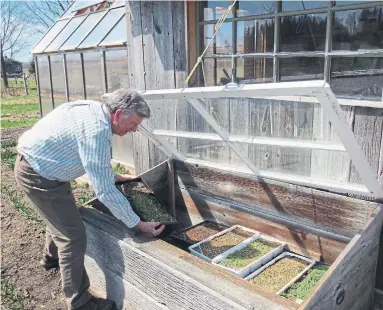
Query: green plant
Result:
<box><xmin>113</xmin><ymin>163</ymin><xmax>126</xmax><ymax>174</ymax></box>
<box><xmin>1</xmin><ymin>276</ymin><xmax>25</xmax><ymax>310</ymax></box>
<box><xmin>220</xmin><ymin>239</ymin><xmax>279</xmax><ymax>269</ymax></box>
<box><xmin>280</xmin><ymin>264</ymin><xmax>329</xmax><ymax>302</ymax></box>
<box><xmin>1</xmin><ymin>148</ymin><xmax>17</xmax><ymax>169</ymax></box>
<box><xmin>76</xmin><ymin>191</ymin><xmax>95</xmax><ymax>205</ymax></box>
<box><xmin>1</xmin><ymin>139</ymin><xmax>17</xmax><ymax>148</ymax></box>
<box><xmin>1</xmin><ymin>184</ymin><xmax>42</xmax><ymax>224</ymax></box>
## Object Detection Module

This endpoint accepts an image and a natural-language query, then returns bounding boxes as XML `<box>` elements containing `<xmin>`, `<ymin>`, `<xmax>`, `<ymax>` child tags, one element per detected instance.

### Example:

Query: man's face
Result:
<box><xmin>111</xmin><ymin>109</ymin><xmax>144</xmax><ymax>136</ymax></box>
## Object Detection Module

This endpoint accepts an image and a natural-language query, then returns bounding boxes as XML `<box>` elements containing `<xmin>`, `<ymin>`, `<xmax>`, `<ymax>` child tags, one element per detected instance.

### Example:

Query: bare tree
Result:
<box><xmin>1</xmin><ymin>1</ymin><xmax>29</xmax><ymax>88</ymax></box>
<box><xmin>22</xmin><ymin>0</ymin><xmax>71</xmax><ymax>35</ymax></box>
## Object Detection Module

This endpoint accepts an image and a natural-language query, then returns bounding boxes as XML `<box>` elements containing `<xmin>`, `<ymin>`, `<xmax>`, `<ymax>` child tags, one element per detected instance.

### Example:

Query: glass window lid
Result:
<box><xmin>78</xmin><ymin>7</ymin><xmax>125</xmax><ymax>49</ymax></box>
<box><xmin>32</xmin><ymin>20</ymin><xmax>70</xmax><ymax>54</ymax></box>
<box><xmin>98</xmin><ymin>14</ymin><xmax>127</xmax><ymax>46</ymax></box>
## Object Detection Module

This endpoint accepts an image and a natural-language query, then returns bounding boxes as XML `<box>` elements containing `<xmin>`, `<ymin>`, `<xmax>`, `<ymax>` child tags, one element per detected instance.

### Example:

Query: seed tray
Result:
<box><xmin>245</xmin><ymin>252</ymin><xmax>315</xmax><ymax>295</ymax></box>
<box><xmin>188</xmin><ymin>225</ymin><xmax>260</xmax><ymax>263</ymax></box>
<box><xmin>212</xmin><ymin>234</ymin><xmax>285</xmax><ymax>278</ymax></box>
<box><xmin>171</xmin><ymin>220</ymin><xmax>229</xmax><ymax>245</ymax></box>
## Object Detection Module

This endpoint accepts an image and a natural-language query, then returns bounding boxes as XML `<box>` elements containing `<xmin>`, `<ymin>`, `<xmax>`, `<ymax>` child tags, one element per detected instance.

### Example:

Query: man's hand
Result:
<box><xmin>114</xmin><ymin>173</ymin><xmax>137</xmax><ymax>183</ymax></box>
<box><xmin>136</xmin><ymin>220</ymin><xmax>165</xmax><ymax>237</ymax></box>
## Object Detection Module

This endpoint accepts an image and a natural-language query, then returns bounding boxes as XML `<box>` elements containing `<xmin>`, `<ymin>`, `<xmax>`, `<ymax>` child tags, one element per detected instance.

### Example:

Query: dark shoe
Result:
<box><xmin>39</xmin><ymin>255</ymin><xmax>59</xmax><ymax>271</ymax></box>
<box><xmin>76</xmin><ymin>296</ymin><xmax>118</xmax><ymax>310</ymax></box>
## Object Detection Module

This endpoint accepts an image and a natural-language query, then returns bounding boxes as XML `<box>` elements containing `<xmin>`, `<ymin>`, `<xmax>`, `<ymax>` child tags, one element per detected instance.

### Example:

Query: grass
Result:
<box><xmin>1</xmin><ymin>140</ymin><xmax>17</xmax><ymax>148</ymax></box>
<box><xmin>1</xmin><ymin>103</ymin><xmax>39</xmax><ymax>116</ymax></box>
<box><xmin>1</xmin><ymin>184</ymin><xmax>42</xmax><ymax>224</ymax></box>
<box><xmin>1</xmin><ymin>117</ymin><xmax>39</xmax><ymax>129</ymax></box>
<box><xmin>280</xmin><ymin>264</ymin><xmax>329</xmax><ymax>302</ymax></box>
<box><xmin>71</xmin><ymin>181</ymin><xmax>95</xmax><ymax>206</ymax></box>
<box><xmin>113</xmin><ymin>163</ymin><xmax>126</xmax><ymax>174</ymax></box>
<box><xmin>1</xmin><ymin>148</ymin><xmax>17</xmax><ymax>169</ymax></box>
<box><xmin>1</xmin><ymin>276</ymin><xmax>25</xmax><ymax>310</ymax></box>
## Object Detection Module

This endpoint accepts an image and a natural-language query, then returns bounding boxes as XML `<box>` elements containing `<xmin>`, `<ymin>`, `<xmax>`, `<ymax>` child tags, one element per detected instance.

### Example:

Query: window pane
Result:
<box><xmin>79</xmin><ymin>8</ymin><xmax>125</xmax><ymax>48</ymax></box>
<box><xmin>37</xmin><ymin>56</ymin><xmax>52</xmax><ymax>116</ymax></box>
<box><xmin>60</xmin><ymin>12</ymin><xmax>105</xmax><ymax>50</ymax></box>
<box><xmin>282</xmin><ymin>1</ymin><xmax>329</xmax><ymax>11</ymax></box>
<box><xmin>60</xmin><ymin>0</ymin><xmax>102</xmax><ymax>19</ymax></box>
<box><xmin>50</xmin><ymin>55</ymin><xmax>67</xmax><ymax>107</ymax></box>
<box><xmin>204</xmin><ymin>57</ymin><xmax>234</xmax><ymax>86</ymax></box>
<box><xmin>280</xmin><ymin>57</ymin><xmax>324</xmax><ymax>81</ymax></box>
<box><xmin>238</xmin><ymin>1</ymin><xmax>275</xmax><ymax>17</ymax></box>
<box><xmin>83</xmin><ymin>52</ymin><xmax>104</xmax><ymax>100</ymax></box>
<box><xmin>335</xmin><ymin>1</ymin><xmax>371</xmax><ymax>6</ymax></box>
<box><xmin>331</xmin><ymin>57</ymin><xmax>383</xmax><ymax>101</ymax></box>
<box><xmin>237</xmin><ymin>57</ymin><xmax>273</xmax><ymax>83</ymax></box>
<box><xmin>33</xmin><ymin>20</ymin><xmax>70</xmax><ymax>53</ymax></box>
<box><xmin>45</xmin><ymin>16</ymin><xmax>87</xmax><ymax>52</ymax></box>
<box><xmin>203</xmin><ymin>23</ymin><xmax>232</xmax><ymax>56</ymax></box>
<box><xmin>67</xmin><ymin>53</ymin><xmax>84</xmax><ymax>100</ymax></box>
<box><xmin>203</xmin><ymin>1</ymin><xmax>233</xmax><ymax>21</ymax></box>
<box><xmin>99</xmin><ymin>14</ymin><xmax>127</xmax><ymax>46</ymax></box>
<box><xmin>333</xmin><ymin>7</ymin><xmax>383</xmax><ymax>50</ymax></box>
<box><xmin>106</xmin><ymin>49</ymin><xmax>129</xmax><ymax>92</ymax></box>
<box><xmin>112</xmin><ymin>133</ymin><xmax>135</xmax><ymax>166</ymax></box>
<box><xmin>237</xmin><ymin>20</ymin><xmax>274</xmax><ymax>54</ymax></box>
<box><xmin>280</xmin><ymin>14</ymin><xmax>327</xmax><ymax>51</ymax></box>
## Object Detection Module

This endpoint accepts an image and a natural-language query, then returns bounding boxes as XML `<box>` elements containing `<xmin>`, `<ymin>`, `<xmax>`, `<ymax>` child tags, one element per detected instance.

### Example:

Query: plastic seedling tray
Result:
<box><xmin>188</xmin><ymin>225</ymin><xmax>260</xmax><ymax>263</ymax></box>
<box><xmin>212</xmin><ymin>234</ymin><xmax>286</xmax><ymax>278</ymax></box>
<box><xmin>245</xmin><ymin>252</ymin><xmax>315</xmax><ymax>295</ymax></box>
<box><xmin>279</xmin><ymin>263</ymin><xmax>329</xmax><ymax>304</ymax></box>
<box><xmin>171</xmin><ymin>220</ymin><xmax>229</xmax><ymax>245</ymax></box>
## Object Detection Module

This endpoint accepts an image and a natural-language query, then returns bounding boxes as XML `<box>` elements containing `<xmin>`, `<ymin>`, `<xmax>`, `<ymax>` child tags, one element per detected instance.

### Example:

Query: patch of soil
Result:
<box><xmin>175</xmin><ymin>221</ymin><xmax>229</xmax><ymax>244</ymax></box>
<box><xmin>195</xmin><ymin>227</ymin><xmax>254</xmax><ymax>259</ymax></box>
<box><xmin>1</xmin><ymin>160</ymin><xmax>67</xmax><ymax>309</ymax></box>
<box><xmin>1</xmin><ymin>126</ymin><xmax>31</xmax><ymax>141</ymax></box>
<box><xmin>219</xmin><ymin>238</ymin><xmax>280</xmax><ymax>270</ymax></box>
<box><xmin>250</xmin><ymin>256</ymin><xmax>309</xmax><ymax>294</ymax></box>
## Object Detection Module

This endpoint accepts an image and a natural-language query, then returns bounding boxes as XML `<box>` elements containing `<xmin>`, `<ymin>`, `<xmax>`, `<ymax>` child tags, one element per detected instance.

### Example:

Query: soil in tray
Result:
<box><xmin>195</xmin><ymin>227</ymin><xmax>254</xmax><ymax>259</ymax></box>
<box><xmin>219</xmin><ymin>239</ymin><xmax>280</xmax><ymax>270</ymax></box>
<box><xmin>177</xmin><ymin>221</ymin><xmax>228</xmax><ymax>244</ymax></box>
<box><xmin>122</xmin><ymin>182</ymin><xmax>177</xmax><ymax>224</ymax></box>
<box><xmin>251</xmin><ymin>256</ymin><xmax>309</xmax><ymax>294</ymax></box>
<box><xmin>280</xmin><ymin>263</ymin><xmax>329</xmax><ymax>303</ymax></box>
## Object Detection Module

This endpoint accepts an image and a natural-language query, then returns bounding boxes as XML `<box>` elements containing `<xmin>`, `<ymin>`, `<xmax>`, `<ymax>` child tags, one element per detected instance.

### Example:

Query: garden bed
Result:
<box><xmin>280</xmin><ymin>263</ymin><xmax>329</xmax><ymax>304</ymax></box>
<box><xmin>189</xmin><ymin>225</ymin><xmax>259</xmax><ymax>262</ymax></box>
<box><xmin>245</xmin><ymin>252</ymin><xmax>314</xmax><ymax>294</ymax></box>
<box><xmin>121</xmin><ymin>181</ymin><xmax>177</xmax><ymax>224</ymax></box>
<box><xmin>212</xmin><ymin>235</ymin><xmax>285</xmax><ymax>277</ymax></box>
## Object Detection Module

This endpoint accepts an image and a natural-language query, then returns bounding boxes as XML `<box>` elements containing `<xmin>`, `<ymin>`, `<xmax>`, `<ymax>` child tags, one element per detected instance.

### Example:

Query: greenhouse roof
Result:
<box><xmin>32</xmin><ymin>0</ymin><xmax>126</xmax><ymax>55</ymax></box>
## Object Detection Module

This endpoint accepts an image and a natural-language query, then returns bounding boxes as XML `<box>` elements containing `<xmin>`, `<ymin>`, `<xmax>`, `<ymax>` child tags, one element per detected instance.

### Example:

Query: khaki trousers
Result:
<box><xmin>14</xmin><ymin>154</ymin><xmax>91</xmax><ymax>309</ymax></box>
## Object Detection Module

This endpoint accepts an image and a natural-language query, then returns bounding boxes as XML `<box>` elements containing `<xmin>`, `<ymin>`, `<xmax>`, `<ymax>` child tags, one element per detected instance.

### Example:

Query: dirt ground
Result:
<box><xmin>1</xmin><ymin>127</ymin><xmax>94</xmax><ymax>310</ymax></box>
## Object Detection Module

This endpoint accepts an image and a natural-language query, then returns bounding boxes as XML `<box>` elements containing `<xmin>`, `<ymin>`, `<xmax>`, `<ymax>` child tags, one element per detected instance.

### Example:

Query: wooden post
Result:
<box><xmin>23</xmin><ymin>73</ymin><xmax>29</xmax><ymax>96</ymax></box>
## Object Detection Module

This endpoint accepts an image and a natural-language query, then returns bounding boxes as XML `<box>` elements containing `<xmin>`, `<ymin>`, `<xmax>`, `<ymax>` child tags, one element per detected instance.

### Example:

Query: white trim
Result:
<box><xmin>152</xmin><ymin>130</ymin><xmax>346</xmax><ymax>152</ymax></box>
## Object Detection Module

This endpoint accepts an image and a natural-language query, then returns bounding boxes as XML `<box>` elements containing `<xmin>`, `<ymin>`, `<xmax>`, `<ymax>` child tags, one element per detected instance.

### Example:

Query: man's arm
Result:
<box><xmin>77</xmin><ymin>133</ymin><xmax>164</xmax><ymax>235</ymax></box>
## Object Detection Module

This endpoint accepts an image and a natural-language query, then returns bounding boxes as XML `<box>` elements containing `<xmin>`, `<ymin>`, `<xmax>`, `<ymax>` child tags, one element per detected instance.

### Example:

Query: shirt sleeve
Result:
<box><xmin>77</xmin><ymin>133</ymin><xmax>140</xmax><ymax>228</ymax></box>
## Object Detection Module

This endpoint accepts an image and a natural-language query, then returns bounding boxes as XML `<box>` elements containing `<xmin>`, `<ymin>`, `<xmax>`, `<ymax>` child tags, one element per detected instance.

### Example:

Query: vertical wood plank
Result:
<box><xmin>350</xmin><ymin>107</ymin><xmax>383</xmax><ymax>185</ymax></box>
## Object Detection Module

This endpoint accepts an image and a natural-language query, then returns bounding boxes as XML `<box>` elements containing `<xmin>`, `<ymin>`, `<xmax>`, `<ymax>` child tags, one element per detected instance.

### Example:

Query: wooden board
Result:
<box><xmin>174</xmin><ymin>160</ymin><xmax>375</xmax><ymax>236</ymax></box>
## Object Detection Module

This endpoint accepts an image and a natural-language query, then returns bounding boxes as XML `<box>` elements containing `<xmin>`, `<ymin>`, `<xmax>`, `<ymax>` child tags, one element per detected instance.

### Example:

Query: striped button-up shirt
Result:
<box><xmin>17</xmin><ymin>100</ymin><xmax>140</xmax><ymax>228</ymax></box>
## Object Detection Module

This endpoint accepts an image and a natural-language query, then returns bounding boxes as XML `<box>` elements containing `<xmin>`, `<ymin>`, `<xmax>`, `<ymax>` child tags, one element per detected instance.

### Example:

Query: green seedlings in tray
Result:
<box><xmin>219</xmin><ymin>239</ymin><xmax>280</xmax><ymax>270</ymax></box>
<box><xmin>280</xmin><ymin>264</ymin><xmax>329</xmax><ymax>303</ymax></box>
<box><xmin>128</xmin><ymin>191</ymin><xmax>177</xmax><ymax>224</ymax></box>
<box><xmin>195</xmin><ymin>227</ymin><xmax>254</xmax><ymax>259</ymax></box>
<box><xmin>251</xmin><ymin>257</ymin><xmax>309</xmax><ymax>294</ymax></box>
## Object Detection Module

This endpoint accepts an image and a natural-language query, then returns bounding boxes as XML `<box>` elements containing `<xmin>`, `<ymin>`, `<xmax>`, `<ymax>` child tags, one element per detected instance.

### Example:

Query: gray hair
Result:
<box><xmin>103</xmin><ymin>88</ymin><xmax>151</xmax><ymax>118</ymax></box>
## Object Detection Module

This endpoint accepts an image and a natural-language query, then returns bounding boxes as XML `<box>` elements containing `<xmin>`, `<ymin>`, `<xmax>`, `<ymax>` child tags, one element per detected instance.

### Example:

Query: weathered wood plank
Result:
<box><xmin>299</xmin><ymin>207</ymin><xmax>383</xmax><ymax>309</ymax></box>
<box><xmin>350</xmin><ymin>107</ymin><xmax>383</xmax><ymax>184</ymax></box>
<box><xmin>172</xmin><ymin>1</ymin><xmax>187</xmax><ymax>89</ymax></box>
<box><xmin>81</xmin><ymin>208</ymin><xmax>293</xmax><ymax>310</ymax></box>
<box><xmin>86</xmin><ymin>256</ymin><xmax>169</xmax><ymax>310</ymax></box>
<box><xmin>174</xmin><ymin>160</ymin><xmax>375</xmax><ymax>235</ymax></box>
<box><xmin>82</xmin><ymin>208</ymin><xmax>291</xmax><ymax>310</ymax></box>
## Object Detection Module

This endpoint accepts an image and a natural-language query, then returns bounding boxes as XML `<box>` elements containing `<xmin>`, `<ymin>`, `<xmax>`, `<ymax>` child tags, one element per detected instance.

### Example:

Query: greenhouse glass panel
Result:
<box><xmin>67</xmin><ymin>53</ymin><xmax>85</xmax><ymax>100</ymax></box>
<box><xmin>60</xmin><ymin>12</ymin><xmax>104</xmax><ymax>50</ymax></box>
<box><xmin>50</xmin><ymin>55</ymin><xmax>67</xmax><ymax>107</ymax></box>
<box><xmin>83</xmin><ymin>52</ymin><xmax>103</xmax><ymax>100</ymax></box>
<box><xmin>99</xmin><ymin>16</ymin><xmax>126</xmax><ymax>46</ymax></box>
<box><xmin>112</xmin><ymin>134</ymin><xmax>135</xmax><ymax>167</ymax></box>
<box><xmin>106</xmin><ymin>49</ymin><xmax>129</xmax><ymax>91</ymax></box>
<box><xmin>79</xmin><ymin>7</ymin><xmax>125</xmax><ymax>48</ymax></box>
<box><xmin>33</xmin><ymin>20</ymin><xmax>70</xmax><ymax>53</ymax></box>
<box><xmin>45</xmin><ymin>16</ymin><xmax>87</xmax><ymax>52</ymax></box>
<box><xmin>137</xmin><ymin>81</ymin><xmax>383</xmax><ymax>198</ymax></box>
<box><xmin>37</xmin><ymin>56</ymin><xmax>53</xmax><ymax>116</ymax></box>
<box><xmin>60</xmin><ymin>1</ymin><xmax>101</xmax><ymax>19</ymax></box>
